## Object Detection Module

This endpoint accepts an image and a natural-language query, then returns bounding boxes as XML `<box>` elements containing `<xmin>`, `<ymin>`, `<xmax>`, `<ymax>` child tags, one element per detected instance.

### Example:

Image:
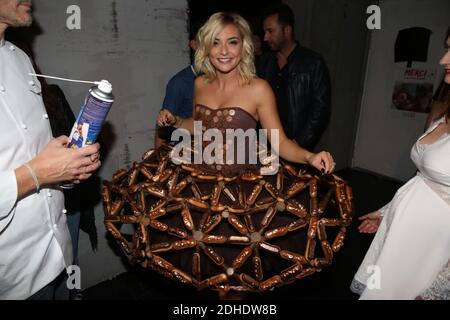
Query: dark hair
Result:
<box><xmin>262</xmin><ymin>3</ymin><xmax>295</xmax><ymax>29</ymax></box>
<box><xmin>446</xmin><ymin>83</ymin><xmax>450</xmax><ymax>119</ymax></box>
<box><xmin>189</xmin><ymin>20</ymin><xmax>204</xmax><ymax>41</ymax></box>
<box><xmin>446</xmin><ymin>27</ymin><xmax>450</xmax><ymax>117</ymax></box>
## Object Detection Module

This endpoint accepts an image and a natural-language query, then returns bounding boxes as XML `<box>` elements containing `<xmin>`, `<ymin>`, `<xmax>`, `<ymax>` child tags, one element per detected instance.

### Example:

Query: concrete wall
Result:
<box><xmin>353</xmin><ymin>0</ymin><xmax>450</xmax><ymax>181</ymax></box>
<box><xmin>32</xmin><ymin>0</ymin><xmax>189</xmax><ymax>289</ymax></box>
<box><xmin>285</xmin><ymin>0</ymin><xmax>371</xmax><ymax>170</ymax></box>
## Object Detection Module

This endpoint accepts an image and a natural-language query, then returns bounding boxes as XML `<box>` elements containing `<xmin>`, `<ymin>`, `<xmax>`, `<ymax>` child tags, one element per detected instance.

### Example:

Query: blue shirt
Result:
<box><xmin>162</xmin><ymin>65</ymin><xmax>196</xmax><ymax>118</ymax></box>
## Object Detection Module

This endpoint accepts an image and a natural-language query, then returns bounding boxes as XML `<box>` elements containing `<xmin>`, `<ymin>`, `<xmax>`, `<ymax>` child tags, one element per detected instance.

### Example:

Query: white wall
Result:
<box><xmin>32</xmin><ymin>0</ymin><xmax>188</xmax><ymax>289</ymax></box>
<box><xmin>353</xmin><ymin>0</ymin><xmax>450</xmax><ymax>181</ymax></box>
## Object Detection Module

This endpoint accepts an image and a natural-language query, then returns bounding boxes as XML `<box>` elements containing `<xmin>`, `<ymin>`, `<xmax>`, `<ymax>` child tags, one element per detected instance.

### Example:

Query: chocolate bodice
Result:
<box><xmin>192</xmin><ymin>104</ymin><xmax>261</xmax><ymax>176</ymax></box>
<box><xmin>194</xmin><ymin>104</ymin><xmax>257</xmax><ymax>132</ymax></box>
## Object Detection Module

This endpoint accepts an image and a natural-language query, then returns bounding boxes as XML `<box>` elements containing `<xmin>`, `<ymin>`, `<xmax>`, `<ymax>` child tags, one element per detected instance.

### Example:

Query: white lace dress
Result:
<box><xmin>420</xmin><ymin>259</ymin><xmax>449</xmax><ymax>300</ymax></box>
<box><xmin>351</xmin><ymin>117</ymin><xmax>450</xmax><ymax>300</ymax></box>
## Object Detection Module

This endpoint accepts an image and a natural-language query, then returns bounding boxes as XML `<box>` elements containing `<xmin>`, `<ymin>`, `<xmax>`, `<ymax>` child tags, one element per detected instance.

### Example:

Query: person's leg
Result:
<box><xmin>52</xmin><ymin>271</ymin><xmax>70</xmax><ymax>300</ymax></box>
<box><xmin>27</xmin><ymin>272</ymin><xmax>69</xmax><ymax>300</ymax></box>
<box><xmin>28</xmin><ymin>284</ymin><xmax>55</xmax><ymax>300</ymax></box>
<box><xmin>66</xmin><ymin>211</ymin><xmax>82</xmax><ymax>299</ymax></box>
<box><xmin>66</xmin><ymin>211</ymin><xmax>80</xmax><ymax>265</ymax></box>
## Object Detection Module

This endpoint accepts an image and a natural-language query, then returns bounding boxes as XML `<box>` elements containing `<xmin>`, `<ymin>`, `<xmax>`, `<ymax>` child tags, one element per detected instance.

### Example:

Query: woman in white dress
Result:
<box><xmin>351</xmin><ymin>28</ymin><xmax>450</xmax><ymax>300</ymax></box>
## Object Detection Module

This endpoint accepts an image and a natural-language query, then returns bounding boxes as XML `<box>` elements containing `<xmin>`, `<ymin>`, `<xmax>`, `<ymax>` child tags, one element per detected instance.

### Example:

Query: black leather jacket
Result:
<box><xmin>257</xmin><ymin>43</ymin><xmax>331</xmax><ymax>150</ymax></box>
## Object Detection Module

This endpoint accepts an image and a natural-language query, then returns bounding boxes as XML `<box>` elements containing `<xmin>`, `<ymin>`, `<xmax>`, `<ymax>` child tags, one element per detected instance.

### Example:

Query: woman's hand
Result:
<box><xmin>358</xmin><ymin>211</ymin><xmax>383</xmax><ymax>234</ymax></box>
<box><xmin>306</xmin><ymin>151</ymin><xmax>335</xmax><ymax>174</ymax></box>
<box><xmin>157</xmin><ymin>109</ymin><xmax>177</xmax><ymax>127</ymax></box>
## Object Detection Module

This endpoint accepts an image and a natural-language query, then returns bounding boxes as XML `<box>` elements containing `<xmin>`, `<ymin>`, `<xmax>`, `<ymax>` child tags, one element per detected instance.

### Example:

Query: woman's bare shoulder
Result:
<box><xmin>194</xmin><ymin>76</ymin><xmax>210</xmax><ymax>94</ymax></box>
<box><xmin>249</xmin><ymin>78</ymin><xmax>274</xmax><ymax>99</ymax></box>
<box><xmin>250</xmin><ymin>77</ymin><xmax>270</xmax><ymax>88</ymax></box>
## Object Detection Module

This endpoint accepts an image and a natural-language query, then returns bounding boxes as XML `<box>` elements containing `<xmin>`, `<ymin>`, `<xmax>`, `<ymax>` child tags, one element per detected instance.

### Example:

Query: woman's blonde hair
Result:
<box><xmin>195</xmin><ymin>12</ymin><xmax>256</xmax><ymax>85</ymax></box>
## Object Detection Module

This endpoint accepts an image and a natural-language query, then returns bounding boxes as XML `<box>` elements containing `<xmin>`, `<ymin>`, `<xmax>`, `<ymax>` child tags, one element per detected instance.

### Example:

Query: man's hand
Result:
<box><xmin>29</xmin><ymin>136</ymin><xmax>101</xmax><ymax>186</ymax></box>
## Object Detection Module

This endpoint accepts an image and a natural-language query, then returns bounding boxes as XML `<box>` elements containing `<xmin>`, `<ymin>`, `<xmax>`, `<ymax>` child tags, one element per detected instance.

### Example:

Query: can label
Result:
<box><xmin>68</xmin><ymin>89</ymin><xmax>113</xmax><ymax>148</ymax></box>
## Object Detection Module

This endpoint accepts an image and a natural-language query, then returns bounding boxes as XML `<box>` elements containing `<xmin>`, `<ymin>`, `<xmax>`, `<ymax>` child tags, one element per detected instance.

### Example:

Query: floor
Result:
<box><xmin>82</xmin><ymin>168</ymin><xmax>404</xmax><ymax>300</ymax></box>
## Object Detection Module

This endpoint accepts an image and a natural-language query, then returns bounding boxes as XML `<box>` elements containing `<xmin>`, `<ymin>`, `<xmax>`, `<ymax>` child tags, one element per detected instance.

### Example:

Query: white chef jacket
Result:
<box><xmin>0</xmin><ymin>38</ymin><xmax>72</xmax><ymax>300</ymax></box>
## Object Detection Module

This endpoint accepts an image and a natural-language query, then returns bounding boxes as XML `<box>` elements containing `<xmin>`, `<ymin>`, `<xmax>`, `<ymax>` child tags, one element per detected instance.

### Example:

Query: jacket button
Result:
<box><xmin>43</xmin><ymin>114</ymin><xmax>49</xmax><ymax>119</ymax></box>
<box><xmin>0</xmin><ymin>85</ymin><xmax>5</xmax><ymax>92</ymax></box>
<box><xmin>21</xmin><ymin>123</ymin><xmax>28</xmax><ymax>130</ymax></box>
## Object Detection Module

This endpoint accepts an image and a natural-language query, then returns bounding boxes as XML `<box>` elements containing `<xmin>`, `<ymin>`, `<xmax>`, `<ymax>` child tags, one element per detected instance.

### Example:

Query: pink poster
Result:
<box><xmin>391</xmin><ymin>68</ymin><xmax>435</xmax><ymax>113</ymax></box>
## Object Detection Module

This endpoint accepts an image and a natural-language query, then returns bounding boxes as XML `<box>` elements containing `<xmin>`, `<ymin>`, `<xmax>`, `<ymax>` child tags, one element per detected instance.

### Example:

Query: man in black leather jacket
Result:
<box><xmin>257</xmin><ymin>3</ymin><xmax>331</xmax><ymax>150</ymax></box>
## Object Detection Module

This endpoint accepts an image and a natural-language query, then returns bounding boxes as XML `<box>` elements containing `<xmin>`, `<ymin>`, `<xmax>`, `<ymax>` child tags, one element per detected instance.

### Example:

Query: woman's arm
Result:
<box><xmin>255</xmin><ymin>79</ymin><xmax>335</xmax><ymax>173</ymax></box>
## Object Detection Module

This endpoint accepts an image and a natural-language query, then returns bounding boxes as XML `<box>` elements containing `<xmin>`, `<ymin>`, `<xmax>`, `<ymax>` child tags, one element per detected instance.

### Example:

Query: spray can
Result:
<box><xmin>61</xmin><ymin>80</ymin><xmax>114</xmax><ymax>189</ymax></box>
<box><xmin>68</xmin><ymin>80</ymin><xmax>114</xmax><ymax>148</ymax></box>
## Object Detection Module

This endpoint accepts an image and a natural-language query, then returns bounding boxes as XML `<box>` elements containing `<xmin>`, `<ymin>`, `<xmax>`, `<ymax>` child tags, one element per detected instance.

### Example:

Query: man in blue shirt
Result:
<box><xmin>155</xmin><ymin>30</ymin><xmax>198</xmax><ymax>147</ymax></box>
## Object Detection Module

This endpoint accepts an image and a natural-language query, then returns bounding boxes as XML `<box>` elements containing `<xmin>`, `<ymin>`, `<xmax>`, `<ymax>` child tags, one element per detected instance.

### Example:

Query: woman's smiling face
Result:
<box><xmin>209</xmin><ymin>23</ymin><xmax>243</xmax><ymax>75</ymax></box>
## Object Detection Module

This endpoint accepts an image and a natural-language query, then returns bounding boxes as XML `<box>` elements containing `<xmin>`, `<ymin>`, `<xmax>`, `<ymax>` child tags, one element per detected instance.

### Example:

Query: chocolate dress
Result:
<box><xmin>103</xmin><ymin>105</ymin><xmax>353</xmax><ymax>292</ymax></box>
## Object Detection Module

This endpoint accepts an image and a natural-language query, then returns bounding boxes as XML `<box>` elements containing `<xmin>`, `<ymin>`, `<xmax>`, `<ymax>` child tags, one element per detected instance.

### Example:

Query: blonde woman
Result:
<box><xmin>158</xmin><ymin>12</ymin><xmax>335</xmax><ymax>173</ymax></box>
<box><xmin>154</xmin><ymin>12</ymin><xmax>341</xmax><ymax>297</ymax></box>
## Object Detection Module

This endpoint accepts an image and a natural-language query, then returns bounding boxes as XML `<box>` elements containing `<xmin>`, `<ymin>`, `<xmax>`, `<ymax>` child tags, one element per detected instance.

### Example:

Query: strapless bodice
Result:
<box><xmin>194</xmin><ymin>104</ymin><xmax>257</xmax><ymax>131</ymax></box>
<box><xmin>191</xmin><ymin>104</ymin><xmax>260</xmax><ymax>176</ymax></box>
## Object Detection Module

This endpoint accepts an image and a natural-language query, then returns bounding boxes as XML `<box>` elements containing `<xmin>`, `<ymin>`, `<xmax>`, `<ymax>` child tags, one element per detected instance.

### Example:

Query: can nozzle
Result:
<box><xmin>96</xmin><ymin>80</ymin><xmax>113</xmax><ymax>94</ymax></box>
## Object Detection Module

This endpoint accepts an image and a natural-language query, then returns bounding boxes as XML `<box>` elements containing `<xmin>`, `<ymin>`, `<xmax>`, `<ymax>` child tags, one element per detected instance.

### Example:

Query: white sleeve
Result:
<box><xmin>0</xmin><ymin>170</ymin><xmax>18</xmax><ymax>231</ymax></box>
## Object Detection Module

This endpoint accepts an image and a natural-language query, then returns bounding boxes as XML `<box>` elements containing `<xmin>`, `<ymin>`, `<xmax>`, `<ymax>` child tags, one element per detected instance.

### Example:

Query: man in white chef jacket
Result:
<box><xmin>0</xmin><ymin>0</ymin><xmax>101</xmax><ymax>299</ymax></box>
